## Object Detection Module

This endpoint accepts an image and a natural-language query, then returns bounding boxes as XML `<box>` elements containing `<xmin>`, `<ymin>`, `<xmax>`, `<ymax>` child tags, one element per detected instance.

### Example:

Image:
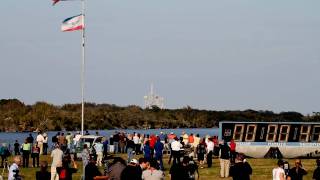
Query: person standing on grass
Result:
<box><xmin>51</xmin><ymin>144</ymin><xmax>63</xmax><ymax>180</ymax></box>
<box><xmin>36</xmin><ymin>161</ymin><xmax>51</xmax><ymax>180</ymax></box>
<box><xmin>43</xmin><ymin>133</ymin><xmax>48</xmax><ymax>155</ymax></box>
<box><xmin>21</xmin><ymin>139</ymin><xmax>31</xmax><ymax>168</ymax></box>
<box><xmin>197</xmin><ymin>138</ymin><xmax>206</xmax><ymax>168</ymax></box>
<box><xmin>193</xmin><ymin>134</ymin><xmax>200</xmax><ymax>159</ymax></box>
<box><xmin>273</xmin><ymin>159</ymin><xmax>286</xmax><ymax>180</ymax></box>
<box><xmin>36</xmin><ymin>132</ymin><xmax>44</xmax><ymax>155</ymax></box>
<box><xmin>171</xmin><ymin>137</ymin><xmax>182</xmax><ymax>165</ymax></box>
<box><xmin>82</xmin><ymin>144</ymin><xmax>90</xmax><ymax>168</ymax></box>
<box><xmin>143</xmin><ymin>141</ymin><xmax>152</xmax><ymax>161</ymax></box>
<box><xmin>154</xmin><ymin>137</ymin><xmax>164</xmax><ymax>170</ymax></box>
<box><xmin>0</xmin><ymin>143</ymin><xmax>10</xmax><ymax>168</ymax></box>
<box><xmin>219</xmin><ymin>140</ymin><xmax>231</xmax><ymax>178</ymax></box>
<box><xmin>94</xmin><ymin>140</ymin><xmax>104</xmax><ymax>167</ymax></box>
<box><xmin>31</xmin><ymin>143</ymin><xmax>40</xmax><ymax>168</ymax></box>
<box><xmin>230</xmin><ymin>139</ymin><xmax>237</xmax><ymax>164</ymax></box>
<box><xmin>206</xmin><ymin>137</ymin><xmax>214</xmax><ymax>168</ymax></box>
<box><xmin>229</xmin><ymin>153</ymin><xmax>252</xmax><ymax>180</ymax></box>
<box><xmin>126</xmin><ymin>134</ymin><xmax>135</xmax><ymax>164</ymax></box>
<box><xmin>287</xmin><ymin>159</ymin><xmax>307</xmax><ymax>180</ymax></box>
<box><xmin>14</xmin><ymin>140</ymin><xmax>20</xmax><ymax>155</ymax></box>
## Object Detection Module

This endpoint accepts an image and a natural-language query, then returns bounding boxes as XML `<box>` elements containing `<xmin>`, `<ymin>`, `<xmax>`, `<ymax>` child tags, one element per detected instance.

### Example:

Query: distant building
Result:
<box><xmin>144</xmin><ymin>84</ymin><xmax>164</xmax><ymax>109</ymax></box>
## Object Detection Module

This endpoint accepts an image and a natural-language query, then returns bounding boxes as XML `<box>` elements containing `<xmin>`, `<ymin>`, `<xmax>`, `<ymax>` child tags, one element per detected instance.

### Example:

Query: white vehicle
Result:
<box><xmin>75</xmin><ymin>135</ymin><xmax>103</xmax><ymax>158</ymax></box>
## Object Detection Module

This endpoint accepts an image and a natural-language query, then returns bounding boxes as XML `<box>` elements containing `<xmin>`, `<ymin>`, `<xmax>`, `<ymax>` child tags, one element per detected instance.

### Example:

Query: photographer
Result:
<box><xmin>287</xmin><ymin>159</ymin><xmax>307</xmax><ymax>180</ymax></box>
<box><xmin>8</xmin><ymin>156</ymin><xmax>22</xmax><ymax>180</ymax></box>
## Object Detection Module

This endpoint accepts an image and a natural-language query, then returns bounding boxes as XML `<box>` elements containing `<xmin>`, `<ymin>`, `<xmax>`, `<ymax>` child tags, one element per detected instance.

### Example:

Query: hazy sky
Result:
<box><xmin>1</xmin><ymin>0</ymin><xmax>320</xmax><ymax>114</ymax></box>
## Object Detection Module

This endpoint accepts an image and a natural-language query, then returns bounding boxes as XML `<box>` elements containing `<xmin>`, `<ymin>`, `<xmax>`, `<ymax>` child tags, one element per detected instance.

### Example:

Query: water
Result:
<box><xmin>0</xmin><ymin>128</ymin><xmax>218</xmax><ymax>148</ymax></box>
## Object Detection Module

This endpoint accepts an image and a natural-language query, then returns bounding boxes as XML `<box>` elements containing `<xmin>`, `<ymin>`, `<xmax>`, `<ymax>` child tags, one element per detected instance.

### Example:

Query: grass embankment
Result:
<box><xmin>1</xmin><ymin>155</ymin><xmax>318</xmax><ymax>180</ymax></box>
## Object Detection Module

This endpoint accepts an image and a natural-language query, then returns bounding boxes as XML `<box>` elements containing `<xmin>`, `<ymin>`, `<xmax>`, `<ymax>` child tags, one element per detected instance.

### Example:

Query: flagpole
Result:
<box><xmin>81</xmin><ymin>0</ymin><xmax>85</xmax><ymax>137</ymax></box>
<box><xmin>81</xmin><ymin>0</ymin><xmax>86</xmax><ymax>179</ymax></box>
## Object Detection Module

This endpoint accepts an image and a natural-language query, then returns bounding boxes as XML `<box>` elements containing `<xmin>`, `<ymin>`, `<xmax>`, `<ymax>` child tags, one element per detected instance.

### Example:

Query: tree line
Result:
<box><xmin>0</xmin><ymin>99</ymin><xmax>319</xmax><ymax>132</ymax></box>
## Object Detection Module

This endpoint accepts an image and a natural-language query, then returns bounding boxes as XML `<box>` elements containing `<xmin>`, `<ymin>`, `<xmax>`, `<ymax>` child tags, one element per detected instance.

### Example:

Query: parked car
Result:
<box><xmin>74</xmin><ymin>135</ymin><xmax>103</xmax><ymax>159</ymax></box>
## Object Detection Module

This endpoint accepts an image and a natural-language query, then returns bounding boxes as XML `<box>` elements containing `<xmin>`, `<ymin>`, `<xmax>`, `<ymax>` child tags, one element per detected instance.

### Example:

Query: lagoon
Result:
<box><xmin>0</xmin><ymin>128</ymin><xmax>218</xmax><ymax>148</ymax></box>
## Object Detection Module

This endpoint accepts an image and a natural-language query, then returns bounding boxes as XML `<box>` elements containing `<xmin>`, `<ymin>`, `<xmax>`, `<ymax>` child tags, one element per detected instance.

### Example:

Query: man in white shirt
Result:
<box><xmin>171</xmin><ymin>137</ymin><xmax>182</xmax><ymax>165</ymax></box>
<box><xmin>206</xmin><ymin>138</ymin><xmax>214</xmax><ymax>168</ymax></box>
<box><xmin>133</xmin><ymin>133</ymin><xmax>140</xmax><ymax>154</ymax></box>
<box><xmin>51</xmin><ymin>144</ymin><xmax>63</xmax><ymax>180</ymax></box>
<box><xmin>273</xmin><ymin>159</ymin><xmax>285</xmax><ymax>180</ymax></box>
<box><xmin>8</xmin><ymin>156</ymin><xmax>21</xmax><ymax>180</ymax></box>
<box><xmin>36</xmin><ymin>132</ymin><xmax>44</xmax><ymax>155</ymax></box>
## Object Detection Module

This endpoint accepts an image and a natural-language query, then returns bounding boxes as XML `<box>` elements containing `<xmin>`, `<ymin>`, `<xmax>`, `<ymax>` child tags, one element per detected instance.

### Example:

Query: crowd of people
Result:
<box><xmin>2</xmin><ymin>131</ymin><xmax>320</xmax><ymax>179</ymax></box>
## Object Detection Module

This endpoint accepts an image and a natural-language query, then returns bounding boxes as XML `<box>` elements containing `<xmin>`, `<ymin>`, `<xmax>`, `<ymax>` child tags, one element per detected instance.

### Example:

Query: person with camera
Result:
<box><xmin>8</xmin><ymin>156</ymin><xmax>22</xmax><ymax>180</ymax></box>
<box><xmin>287</xmin><ymin>159</ymin><xmax>307</xmax><ymax>180</ymax></box>
<box><xmin>313</xmin><ymin>159</ymin><xmax>320</xmax><ymax>180</ymax></box>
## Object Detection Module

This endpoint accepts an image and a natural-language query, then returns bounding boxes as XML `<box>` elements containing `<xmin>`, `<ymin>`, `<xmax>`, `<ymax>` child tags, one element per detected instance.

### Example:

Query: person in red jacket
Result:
<box><xmin>149</xmin><ymin>134</ymin><xmax>157</xmax><ymax>158</ymax></box>
<box><xmin>230</xmin><ymin>139</ymin><xmax>237</xmax><ymax>164</ymax></box>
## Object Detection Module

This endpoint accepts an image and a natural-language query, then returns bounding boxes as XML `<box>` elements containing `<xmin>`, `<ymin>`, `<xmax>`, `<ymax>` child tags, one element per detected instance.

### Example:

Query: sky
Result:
<box><xmin>1</xmin><ymin>0</ymin><xmax>320</xmax><ymax>114</ymax></box>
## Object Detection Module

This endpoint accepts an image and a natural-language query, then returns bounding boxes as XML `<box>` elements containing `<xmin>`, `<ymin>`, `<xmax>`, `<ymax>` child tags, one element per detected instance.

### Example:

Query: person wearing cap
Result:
<box><xmin>272</xmin><ymin>159</ymin><xmax>286</xmax><ymax>180</ymax></box>
<box><xmin>229</xmin><ymin>153</ymin><xmax>252</xmax><ymax>180</ymax></box>
<box><xmin>142</xmin><ymin>159</ymin><xmax>165</xmax><ymax>180</ymax></box>
<box><xmin>120</xmin><ymin>159</ymin><xmax>141</xmax><ymax>180</ymax></box>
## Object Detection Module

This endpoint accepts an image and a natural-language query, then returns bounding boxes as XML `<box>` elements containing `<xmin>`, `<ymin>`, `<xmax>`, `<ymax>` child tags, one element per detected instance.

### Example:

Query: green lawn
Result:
<box><xmin>1</xmin><ymin>154</ymin><xmax>318</xmax><ymax>180</ymax></box>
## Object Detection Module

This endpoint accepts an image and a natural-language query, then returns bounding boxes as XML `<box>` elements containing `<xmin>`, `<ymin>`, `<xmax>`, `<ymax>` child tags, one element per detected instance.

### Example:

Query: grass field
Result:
<box><xmin>1</xmin><ymin>154</ymin><xmax>318</xmax><ymax>180</ymax></box>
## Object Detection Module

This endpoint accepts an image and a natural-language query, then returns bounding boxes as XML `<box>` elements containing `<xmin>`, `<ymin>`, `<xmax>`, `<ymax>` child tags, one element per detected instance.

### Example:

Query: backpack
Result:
<box><xmin>59</xmin><ymin>168</ymin><xmax>67</xmax><ymax>179</ymax></box>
